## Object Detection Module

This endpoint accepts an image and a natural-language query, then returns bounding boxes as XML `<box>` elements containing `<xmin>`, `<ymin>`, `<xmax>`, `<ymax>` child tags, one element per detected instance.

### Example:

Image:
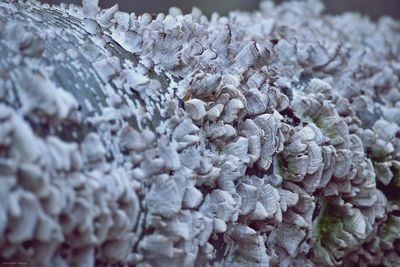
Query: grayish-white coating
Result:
<box><xmin>0</xmin><ymin>0</ymin><xmax>400</xmax><ymax>266</ymax></box>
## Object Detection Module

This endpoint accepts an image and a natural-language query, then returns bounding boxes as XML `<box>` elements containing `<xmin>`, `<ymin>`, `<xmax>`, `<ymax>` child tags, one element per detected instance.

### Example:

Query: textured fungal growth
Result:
<box><xmin>0</xmin><ymin>0</ymin><xmax>400</xmax><ymax>266</ymax></box>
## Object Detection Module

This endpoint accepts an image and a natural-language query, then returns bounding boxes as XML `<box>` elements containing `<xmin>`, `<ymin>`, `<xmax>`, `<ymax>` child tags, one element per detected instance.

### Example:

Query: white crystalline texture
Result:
<box><xmin>93</xmin><ymin>57</ymin><xmax>121</xmax><ymax>82</ymax></box>
<box><xmin>83</xmin><ymin>18</ymin><xmax>101</xmax><ymax>35</ymax></box>
<box><xmin>114</xmin><ymin>11</ymin><xmax>130</xmax><ymax>31</ymax></box>
<box><xmin>82</xmin><ymin>0</ymin><xmax>98</xmax><ymax>18</ymax></box>
<box><xmin>0</xmin><ymin>0</ymin><xmax>399</xmax><ymax>266</ymax></box>
<box><xmin>99</xmin><ymin>4</ymin><xmax>119</xmax><ymax>26</ymax></box>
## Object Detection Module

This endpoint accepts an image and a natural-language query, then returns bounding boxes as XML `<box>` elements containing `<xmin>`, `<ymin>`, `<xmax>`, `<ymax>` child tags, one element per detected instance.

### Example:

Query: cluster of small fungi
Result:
<box><xmin>0</xmin><ymin>0</ymin><xmax>400</xmax><ymax>266</ymax></box>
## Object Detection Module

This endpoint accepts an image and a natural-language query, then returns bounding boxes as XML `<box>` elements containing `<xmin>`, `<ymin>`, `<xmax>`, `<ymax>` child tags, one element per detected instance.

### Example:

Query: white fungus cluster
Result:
<box><xmin>0</xmin><ymin>0</ymin><xmax>399</xmax><ymax>266</ymax></box>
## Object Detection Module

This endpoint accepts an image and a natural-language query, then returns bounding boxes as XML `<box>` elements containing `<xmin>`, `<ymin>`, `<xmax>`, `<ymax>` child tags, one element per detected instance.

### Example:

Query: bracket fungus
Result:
<box><xmin>0</xmin><ymin>0</ymin><xmax>400</xmax><ymax>266</ymax></box>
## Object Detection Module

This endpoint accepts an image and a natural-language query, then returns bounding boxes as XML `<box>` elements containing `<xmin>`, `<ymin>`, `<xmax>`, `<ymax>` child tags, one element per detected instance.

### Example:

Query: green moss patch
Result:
<box><xmin>316</xmin><ymin>202</ymin><xmax>343</xmax><ymax>243</ymax></box>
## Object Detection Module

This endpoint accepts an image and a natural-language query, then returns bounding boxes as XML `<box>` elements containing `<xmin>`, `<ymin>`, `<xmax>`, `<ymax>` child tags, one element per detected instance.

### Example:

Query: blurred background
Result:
<box><xmin>43</xmin><ymin>0</ymin><xmax>400</xmax><ymax>20</ymax></box>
